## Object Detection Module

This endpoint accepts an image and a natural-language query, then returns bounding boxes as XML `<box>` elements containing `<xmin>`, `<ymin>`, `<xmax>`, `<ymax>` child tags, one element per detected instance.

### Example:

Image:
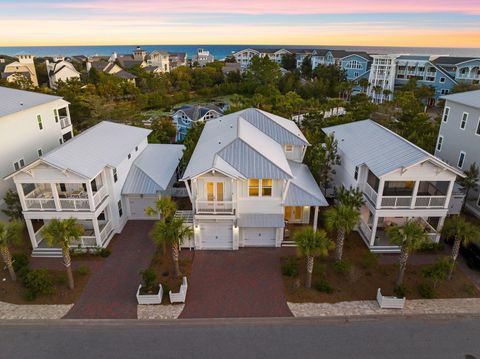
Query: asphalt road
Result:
<box><xmin>0</xmin><ymin>316</ymin><xmax>479</xmax><ymax>359</ymax></box>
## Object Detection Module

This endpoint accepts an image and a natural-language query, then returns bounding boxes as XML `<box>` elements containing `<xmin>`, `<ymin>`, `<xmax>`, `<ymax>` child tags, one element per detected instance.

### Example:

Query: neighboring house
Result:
<box><xmin>232</xmin><ymin>48</ymin><xmax>292</xmax><ymax>70</ymax></box>
<box><xmin>169</xmin><ymin>52</ymin><xmax>187</xmax><ymax>70</ymax></box>
<box><xmin>192</xmin><ymin>49</ymin><xmax>215</xmax><ymax>67</ymax></box>
<box><xmin>339</xmin><ymin>53</ymin><xmax>372</xmax><ymax>81</ymax></box>
<box><xmin>146</xmin><ymin>50</ymin><xmax>170</xmax><ymax>73</ymax></box>
<box><xmin>432</xmin><ymin>57</ymin><xmax>480</xmax><ymax>85</ymax></box>
<box><xmin>1</xmin><ymin>54</ymin><xmax>38</xmax><ymax>87</ymax></box>
<box><xmin>295</xmin><ymin>49</ymin><xmax>314</xmax><ymax>69</ymax></box>
<box><xmin>116</xmin><ymin>46</ymin><xmax>148</xmax><ymax>68</ymax></box>
<box><xmin>323</xmin><ymin>120</ymin><xmax>463</xmax><ymax>253</ymax></box>
<box><xmin>434</xmin><ymin>90</ymin><xmax>480</xmax><ymax>217</ymax></box>
<box><xmin>181</xmin><ymin>108</ymin><xmax>327</xmax><ymax>250</ymax></box>
<box><xmin>367</xmin><ymin>54</ymin><xmax>399</xmax><ymax>103</ymax></box>
<box><xmin>172</xmin><ymin>104</ymin><xmax>223</xmax><ymax>141</ymax></box>
<box><xmin>46</xmin><ymin>58</ymin><xmax>81</xmax><ymax>89</ymax></box>
<box><xmin>7</xmin><ymin>121</ymin><xmax>184</xmax><ymax>257</ymax></box>
<box><xmin>0</xmin><ymin>86</ymin><xmax>73</xmax><ymax>220</ymax></box>
<box><xmin>87</xmin><ymin>60</ymin><xmax>137</xmax><ymax>85</ymax></box>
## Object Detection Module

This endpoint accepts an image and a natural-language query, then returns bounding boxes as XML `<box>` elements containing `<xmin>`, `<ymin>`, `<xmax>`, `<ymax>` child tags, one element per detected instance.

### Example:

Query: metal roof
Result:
<box><xmin>323</xmin><ymin>120</ymin><xmax>463</xmax><ymax>178</ymax></box>
<box><xmin>122</xmin><ymin>144</ymin><xmax>184</xmax><ymax>195</ymax></box>
<box><xmin>43</xmin><ymin>121</ymin><xmax>151</xmax><ymax>178</ymax></box>
<box><xmin>441</xmin><ymin>90</ymin><xmax>480</xmax><ymax>109</ymax></box>
<box><xmin>285</xmin><ymin>161</ymin><xmax>328</xmax><ymax>206</ymax></box>
<box><xmin>0</xmin><ymin>86</ymin><xmax>66</xmax><ymax>117</ymax></box>
<box><xmin>237</xmin><ymin>214</ymin><xmax>285</xmax><ymax>228</ymax></box>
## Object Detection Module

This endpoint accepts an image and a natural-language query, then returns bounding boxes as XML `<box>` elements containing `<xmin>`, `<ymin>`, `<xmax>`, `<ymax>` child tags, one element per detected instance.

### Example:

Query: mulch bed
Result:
<box><xmin>282</xmin><ymin>233</ymin><xmax>480</xmax><ymax>303</ymax></box>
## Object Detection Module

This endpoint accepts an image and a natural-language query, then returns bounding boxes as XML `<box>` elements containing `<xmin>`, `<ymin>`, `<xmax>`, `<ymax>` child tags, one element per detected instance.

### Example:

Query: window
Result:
<box><xmin>128</xmin><ymin>153</ymin><xmax>131</xmax><ymax>160</ymax></box>
<box><xmin>59</xmin><ymin>138</ymin><xmax>63</xmax><ymax>145</ymax></box>
<box><xmin>436</xmin><ymin>136</ymin><xmax>443</xmax><ymax>151</ymax></box>
<box><xmin>248</xmin><ymin>179</ymin><xmax>259</xmax><ymax>197</ymax></box>
<box><xmin>59</xmin><ymin>183</ymin><xmax>66</xmax><ymax>192</ymax></box>
<box><xmin>117</xmin><ymin>200</ymin><xmax>123</xmax><ymax>217</ymax></box>
<box><xmin>477</xmin><ymin>194</ymin><xmax>480</xmax><ymax>207</ymax></box>
<box><xmin>37</xmin><ymin>148</ymin><xmax>43</xmax><ymax>157</ymax></box>
<box><xmin>262</xmin><ymin>179</ymin><xmax>272</xmax><ymax>196</ymax></box>
<box><xmin>440</xmin><ymin>77</ymin><xmax>445</xmax><ymax>83</ymax></box>
<box><xmin>460</xmin><ymin>112</ymin><xmax>468</xmax><ymax>130</ymax></box>
<box><xmin>19</xmin><ymin>159</ymin><xmax>25</xmax><ymax>167</ymax></box>
<box><xmin>37</xmin><ymin>115</ymin><xmax>43</xmax><ymax>130</ymax></box>
<box><xmin>476</xmin><ymin>118</ymin><xmax>480</xmax><ymax>136</ymax></box>
<box><xmin>354</xmin><ymin>166</ymin><xmax>359</xmax><ymax>180</ymax></box>
<box><xmin>113</xmin><ymin>168</ymin><xmax>118</xmax><ymax>182</ymax></box>
<box><xmin>442</xmin><ymin>107</ymin><xmax>450</xmax><ymax>123</ymax></box>
<box><xmin>54</xmin><ymin>109</ymin><xmax>59</xmax><ymax>123</ymax></box>
<box><xmin>13</xmin><ymin>158</ymin><xmax>25</xmax><ymax>171</ymax></box>
<box><xmin>457</xmin><ymin>151</ymin><xmax>466</xmax><ymax>169</ymax></box>
<box><xmin>285</xmin><ymin>144</ymin><xmax>293</xmax><ymax>152</ymax></box>
<box><xmin>13</xmin><ymin>162</ymin><xmax>20</xmax><ymax>171</ymax></box>
<box><xmin>135</xmin><ymin>146</ymin><xmax>138</xmax><ymax>152</ymax></box>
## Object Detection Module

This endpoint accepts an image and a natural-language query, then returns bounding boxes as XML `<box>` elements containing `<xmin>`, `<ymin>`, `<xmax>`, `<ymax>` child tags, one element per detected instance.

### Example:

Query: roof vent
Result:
<box><xmin>20</xmin><ymin>102</ymin><xmax>23</xmax><ymax>106</ymax></box>
<box><xmin>218</xmin><ymin>141</ymin><xmax>222</xmax><ymax>144</ymax></box>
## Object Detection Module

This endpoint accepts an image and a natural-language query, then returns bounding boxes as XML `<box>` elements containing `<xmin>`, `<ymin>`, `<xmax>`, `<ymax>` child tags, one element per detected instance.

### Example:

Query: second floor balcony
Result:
<box><xmin>195</xmin><ymin>200</ymin><xmax>235</xmax><ymax>215</ymax></box>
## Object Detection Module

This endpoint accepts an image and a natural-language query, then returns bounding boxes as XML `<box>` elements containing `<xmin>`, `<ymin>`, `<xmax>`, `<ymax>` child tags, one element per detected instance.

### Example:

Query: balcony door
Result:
<box><xmin>207</xmin><ymin>181</ymin><xmax>224</xmax><ymax>202</ymax></box>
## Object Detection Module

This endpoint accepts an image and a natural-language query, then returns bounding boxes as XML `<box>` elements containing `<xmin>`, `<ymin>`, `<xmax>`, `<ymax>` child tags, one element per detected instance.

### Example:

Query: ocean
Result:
<box><xmin>1</xmin><ymin>44</ymin><xmax>480</xmax><ymax>59</ymax></box>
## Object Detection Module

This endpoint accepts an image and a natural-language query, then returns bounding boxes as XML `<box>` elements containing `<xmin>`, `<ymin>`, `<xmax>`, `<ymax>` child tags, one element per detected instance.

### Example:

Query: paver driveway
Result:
<box><xmin>65</xmin><ymin>221</ymin><xmax>155</xmax><ymax>319</ymax></box>
<box><xmin>179</xmin><ymin>248</ymin><xmax>294</xmax><ymax>318</ymax></box>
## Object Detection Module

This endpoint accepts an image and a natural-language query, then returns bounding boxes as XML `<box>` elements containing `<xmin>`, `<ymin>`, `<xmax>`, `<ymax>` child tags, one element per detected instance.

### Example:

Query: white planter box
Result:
<box><xmin>136</xmin><ymin>284</ymin><xmax>163</xmax><ymax>305</ymax></box>
<box><xmin>376</xmin><ymin>288</ymin><xmax>406</xmax><ymax>309</ymax></box>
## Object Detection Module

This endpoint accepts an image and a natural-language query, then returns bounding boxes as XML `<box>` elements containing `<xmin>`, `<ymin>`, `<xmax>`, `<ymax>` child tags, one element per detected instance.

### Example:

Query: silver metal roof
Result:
<box><xmin>284</xmin><ymin>161</ymin><xmax>328</xmax><ymax>206</ymax></box>
<box><xmin>122</xmin><ymin>144</ymin><xmax>184</xmax><ymax>195</ymax></box>
<box><xmin>441</xmin><ymin>90</ymin><xmax>480</xmax><ymax>109</ymax></box>
<box><xmin>43</xmin><ymin>121</ymin><xmax>151</xmax><ymax>178</ymax></box>
<box><xmin>237</xmin><ymin>214</ymin><xmax>285</xmax><ymax>228</ymax></box>
<box><xmin>323</xmin><ymin>120</ymin><xmax>463</xmax><ymax>178</ymax></box>
<box><xmin>0</xmin><ymin>86</ymin><xmax>67</xmax><ymax>117</ymax></box>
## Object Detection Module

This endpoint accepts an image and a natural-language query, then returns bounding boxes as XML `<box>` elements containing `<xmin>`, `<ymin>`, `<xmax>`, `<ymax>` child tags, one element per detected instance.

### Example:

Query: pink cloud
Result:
<box><xmin>47</xmin><ymin>0</ymin><xmax>480</xmax><ymax>15</ymax></box>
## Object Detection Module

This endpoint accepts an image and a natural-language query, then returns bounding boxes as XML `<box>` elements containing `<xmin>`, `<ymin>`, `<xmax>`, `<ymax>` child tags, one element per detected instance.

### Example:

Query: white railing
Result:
<box><xmin>380</xmin><ymin>196</ymin><xmax>412</xmax><ymax>208</ymax></box>
<box><xmin>93</xmin><ymin>186</ymin><xmax>107</xmax><ymax>208</ymax></box>
<box><xmin>69</xmin><ymin>236</ymin><xmax>97</xmax><ymax>248</ymax></box>
<box><xmin>59</xmin><ymin>198</ymin><xmax>90</xmax><ymax>211</ymax></box>
<box><xmin>100</xmin><ymin>221</ymin><xmax>113</xmax><ymax>245</ymax></box>
<box><xmin>361</xmin><ymin>183</ymin><xmax>378</xmax><ymax>204</ymax></box>
<box><xmin>195</xmin><ymin>200</ymin><xmax>235</xmax><ymax>214</ymax></box>
<box><xmin>25</xmin><ymin>198</ymin><xmax>56</xmax><ymax>211</ymax></box>
<box><xmin>59</xmin><ymin>116</ymin><xmax>71</xmax><ymax>129</ymax></box>
<box><xmin>376</xmin><ymin>288</ymin><xmax>405</xmax><ymax>309</ymax></box>
<box><xmin>415</xmin><ymin>196</ymin><xmax>447</xmax><ymax>208</ymax></box>
<box><xmin>359</xmin><ymin>220</ymin><xmax>372</xmax><ymax>241</ymax></box>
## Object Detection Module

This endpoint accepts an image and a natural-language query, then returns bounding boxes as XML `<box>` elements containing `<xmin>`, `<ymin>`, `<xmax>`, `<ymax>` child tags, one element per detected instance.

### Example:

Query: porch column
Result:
<box><xmin>86</xmin><ymin>181</ymin><xmax>95</xmax><ymax>211</ymax></box>
<box><xmin>65</xmin><ymin>106</ymin><xmax>71</xmax><ymax>124</ymax></box>
<box><xmin>50</xmin><ymin>183</ymin><xmax>61</xmax><ymax>211</ymax></box>
<box><xmin>313</xmin><ymin>206</ymin><xmax>319</xmax><ymax>232</ymax></box>
<box><xmin>92</xmin><ymin>218</ymin><xmax>102</xmax><ymax>247</ymax></box>
<box><xmin>436</xmin><ymin>216</ymin><xmax>447</xmax><ymax>243</ymax></box>
<box><xmin>25</xmin><ymin>219</ymin><xmax>38</xmax><ymax>249</ymax></box>
<box><xmin>370</xmin><ymin>214</ymin><xmax>379</xmax><ymax>247</ymax></box>
<box><xmin>15</xmin><ymin>183</ymin><xmax>27</xmax><ymax>210</ymax></box>
<box><xmin>445</xmin><ymin>180</ymin><xmax>455</xmax><ymax>209</ymax></box>
<box><xmin>375</xmin><ymin>179</ymin><xmax>385</xmax><ymax>208</ymax></box>
<box><xmin>410</xmin><ymin>181</ymin><xmax>420</xmax><ymax>209</ymax></box>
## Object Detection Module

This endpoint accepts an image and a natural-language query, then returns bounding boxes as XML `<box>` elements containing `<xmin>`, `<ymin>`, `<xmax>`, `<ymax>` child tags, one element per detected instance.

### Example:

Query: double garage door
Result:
<box><xmin>242</xmin><ymin>227</ymin><xmax>276</xmax><ymax>247</ymax></box>
<box><xmin>199</xmin><ymin>222</ymin><xmax>233</xmax><ymax>250</ymax></box>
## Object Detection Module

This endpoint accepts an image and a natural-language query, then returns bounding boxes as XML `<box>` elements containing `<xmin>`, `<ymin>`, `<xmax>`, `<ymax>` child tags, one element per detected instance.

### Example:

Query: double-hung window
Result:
<box><xmin>460</xmin><ymin>112</ymin><xmax>468</xmax><ymax>130</ymax></box>
<box><xmin>37</xmin><ymin>115</ymin><xmax>43</xmax><ymax>130</ymax></box>
<box><xmin>442</xmin><ymin>107</ymin><xmax>450</xmax><ymax>123</ymax></box>
<box><xmin>436</xmin><ymin>136</ymin><xmax>443</xmax><ymax>152</ymax></box>
<box><xmin>457</xmin><ymin>151</ymin><xmax>466</xmax><ymax>169</ymax></box>
<box><xmin>248</xmin><ymin>179</ymin><xmax>272</xmax><ymax>197</ymax></box>
<box><xmin>113</xmin><ymin>168</ymin><xmax>118</xmax><ymax>182</ymax></box>
<box><xmin>354</xmin><ymin>166</ymin><xmax>359</xmax><ymax>180</ymax></box>
<box><xmin>118</xmin><ymin>200</ymin><xmax>123</xmax><ymax>217</ymax></box>
<box><xmin>54</xmin><ymin>109</ymin><xmax>59</xmax><ymax>123</ymax></box>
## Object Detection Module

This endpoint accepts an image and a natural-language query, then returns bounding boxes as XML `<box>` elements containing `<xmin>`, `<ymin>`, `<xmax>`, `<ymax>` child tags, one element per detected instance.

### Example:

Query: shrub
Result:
<box><xmin>95</xmin><ymin>248</ymin><xmax>111</xmax><ymax>258</ymax></box>
<box><xmin>418</xmin><ymin>282</ymin><xmax>435</xmax><ymax>299</ymax></box>
<box><xmin>394</xmin><ymin>285</ymin><xmax>406</xmax><ymax>298</ymax></box>
<box><xmin>140</xmin><ymin>268</ymin><xmax>157</xmax><ymax>293</ymax></box>
<box><xmin>22</xmin><ymin>269</ymin><xmax>55</xmax><ymax>300</ymax></box>
<box><xmin>333</xmin><ymin>260</ymin><xmax>352</xmax><ymax>275</ymax></box>
<box><xmin>12</xmin><ymin>253</ymin><xmax>29</xmax><ymax>272</ymax></box>
<box><xmin>419</xmin><ymin>241</ymin><xmax>445</xmax><ymax>253</ymax></box>
<box><xmin>281</xmin><ymin>258</ymin><xmax>299</xmax><ymax>277</ymax></box>
<box><xmin>422</xmin><ymin>257</ymin><xmax>452</xmax><ymax>289</ymax></box>
<box><xmin>314</xmin><ymin>280</ymin><xmax>333</xmax><ymax>294</ymax></box>
<box><xmin>464</xmin><ymin>284</ymin><xmax>476</xmax><ymax>296</ymax></box>
<box><xmin>361</xmin><ymin>251</ymin><xmax>378</xmax><ymax>269</ymax></box>
<box><xmin>76</xmin><ymin>266</ymin><xmax>90</xmax><ymax>276</ymax></box>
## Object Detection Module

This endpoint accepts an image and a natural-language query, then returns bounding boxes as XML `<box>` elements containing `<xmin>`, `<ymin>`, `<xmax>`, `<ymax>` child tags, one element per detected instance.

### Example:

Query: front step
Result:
<box><xmin>282</xmin><ymin>240</ymin><xmax>297</xmax><ymax>247</ymax></box>
<box><xmin>31</xmin><ymin>248</ymin><xmax>63</xmax><ymax>258</ymax></box>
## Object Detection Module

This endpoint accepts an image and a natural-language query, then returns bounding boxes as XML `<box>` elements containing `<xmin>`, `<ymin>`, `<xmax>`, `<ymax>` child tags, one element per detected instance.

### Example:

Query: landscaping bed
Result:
<box><xmin>282</xmin><ymin>233</ymin><xmax>480</xmax><ymax>303</ymax></box>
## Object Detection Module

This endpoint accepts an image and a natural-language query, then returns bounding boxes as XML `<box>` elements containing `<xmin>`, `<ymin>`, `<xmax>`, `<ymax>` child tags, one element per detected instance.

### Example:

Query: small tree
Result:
<box><xmin>145</xmin><ymin>197</ymin><xmax>177</xmax><ymax>254</ymax></box>
<box><xmin>0</xmin><ymin>220</ymin><xmax>23</xmax><ymax>281</ymax></box>
<box><xmin>324</xmin><ymin>204</ymin><xmax>359</xmax><ymax>261</ymax></box>
<box><xmin>2</xmin><ymin>189</ymin><xmax>23</xmax><ymax>222</ymax></box>
<box><xmin>314</xmin><ymin>133</ymin><xmax>341</xmax><ymax>192</ymax></box>
<box><xmin>458</xmin><ymin>163</ymin><xmax>479</xmax><ymax>210</ymax></box>
<box><xmin>41</xmin><ymin>218</ymin><xmax>84</xmax><ymax>289</ymax></box>
<box><xmin>294</xmin><ymin>227</ymin><xmax>334</xmax><ymax>288</ymax></box>
<box><xmin>386</xmin><ymin>220</ymin><xmax>429</xmax><ymax>287</ymax></box>
<box><xmin>442</xmin><ymin>216</ymin><xmax>480</xmax><ymax>279</ymax></box>
<box><xmin>422</xmin><ymin>256</ymin><xmax>453</xmax><ymax>289</ymax></box>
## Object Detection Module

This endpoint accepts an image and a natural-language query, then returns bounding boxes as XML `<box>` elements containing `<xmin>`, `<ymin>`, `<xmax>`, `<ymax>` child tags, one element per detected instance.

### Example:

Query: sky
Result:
<box><xmin>0</xmin><ymin>0</ymin><xmax>479</xmax><ymax>47</ymax></box>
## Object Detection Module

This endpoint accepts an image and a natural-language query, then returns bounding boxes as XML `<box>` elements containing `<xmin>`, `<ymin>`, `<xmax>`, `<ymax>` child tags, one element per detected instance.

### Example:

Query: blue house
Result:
<box><xmin>172</xmin><ymin>104</ymin><xmax>223</xmax><ymax>142</ymax></box>
<box><xmin>432</xmin><ymin>57</ymin><xmax>480</xmax><ymax>85</ymax></box>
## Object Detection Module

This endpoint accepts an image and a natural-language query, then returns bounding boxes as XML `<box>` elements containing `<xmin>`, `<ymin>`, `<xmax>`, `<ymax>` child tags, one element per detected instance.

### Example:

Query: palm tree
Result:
<box><xmin>294</xmin><ymin>227</ymin><xmax>334</xmax><ymax>288</ymax></box>
<box><xmin>0</xmin><ymin>220</ymin><xmax>23</xmax><ymax>281</ymax></box>
<box><xmin>150</xmin><ymin>217</ymin><xmax>193</xmax><ymax>277</ymax></box>
<box><xmin>442</xmin><ymin>216</ymin><xmax>480</xmax><ymax>279</ymax></box>
<box><xmin>358</xmin><ymin>78</ymin><xmax>369</xmax><ymax>93</ymax></box>
<box><xmin>336</xmin><ymin>186</ymin><xmax>365</xmax><ymax>210</ymax></box>
<box><xmin>458</xmin><ymin>163</ymin><xmax>479</xmax><ymax>210</ymax></box>
<box><xmin>41</xmin><ymin>218</ymin><xmax>84</xmax><ymax>289</ymax></box>
<box><xmin>324</xmin><ymin>204</ymin><xmax>360</xmax><ymax>261</ymax></box>
<box><xmin>145</xmin><ymin>197</ymin><xmax>177</xmax><ymax>253</ymax></box>
<box><xmin>386</xmin><ymin>220</ymin><xmax>429</xmax><ymax>287</ymax></box>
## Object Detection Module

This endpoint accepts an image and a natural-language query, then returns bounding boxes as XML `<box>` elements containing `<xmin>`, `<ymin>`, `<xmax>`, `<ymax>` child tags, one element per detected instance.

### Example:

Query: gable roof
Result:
<box><xmin>285</xmin><ymin>161</ymin><xmax>328</xmax><ymax>206</ymax></box>
<box><xmin>0</xmin><ymin>86</ymin><xmax>66</xmax><ymax>117</ymax></box>
<box><xmin>441</xmin><ymin>90</ymin><xmax>480</xmax><ymax>109</ymax></box>
<box><xmin>432</xmin><ymin>56</ymin><xmax>477</xmax><ymax>65</ymax></box>
<box><xmin>323</xmin><ymin>120</ymin><xmax>463</xmax><ymax>178</ymax></box>
<box><xmin>41</xmin><ymin>121</ymin><xmax>151</xmax><ymax>178</ymax></box>
<box><xmin>122</xmin><ymin>144</ymin><xmax>184</xmax><ymax>194</ymax></box>
<box><xmin>176</xmin><ymin>104</ymin><xmax>223</xmax><ymax>121</ymax></box>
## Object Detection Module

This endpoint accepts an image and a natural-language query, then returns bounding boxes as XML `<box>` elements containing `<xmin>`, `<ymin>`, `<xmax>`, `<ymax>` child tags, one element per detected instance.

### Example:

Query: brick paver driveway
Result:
<box><xmin>65</xmin><ymin>221</ymin><xmax>155</xmax><ymax>319</ymax></box>
<box><xmin>179</xmin><ymin>248</ymin><xmax>294</xmax><ymax>318</ymax></box>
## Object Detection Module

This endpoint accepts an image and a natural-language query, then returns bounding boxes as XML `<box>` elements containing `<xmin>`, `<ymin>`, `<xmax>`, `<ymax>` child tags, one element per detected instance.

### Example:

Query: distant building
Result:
<box><xmin>1</xmin><ymin>54</ymin><xmax>38</xmax><ymax>87</ymax></box>
<box><xmin>87</xmin><ymin>60</ymin><xmax>137</xmax><ymax>85</ymax></box>
<box><xmin>172</xmin><ymin>104</ymin><xmax>223</xmax><ymax>141</ymax></box>
<box><xmin>367</xmin><ymin>54</ymin><xmax>399</xmax><ymax>103</ymax></box>
<box><xmin>232</xmin><ymin>48</ymin><xmax>292</xmax><ymax>70</ymax></box>
<box><xmin>146</xmin><ymin>50</ymin><xmax>170</xmax><ymax>73</ymax></box>
<box><xmin>169</xmin><ymin>52</ymin><xmax>187</xmax><ymax>70</ymax></box>
<box><xmin>192</xmin><ymin>49</ymin><xmax>214</xmax><ymax>67</ymax></box>
<box><xmin>46</xmin><ymin>57</ymin><xmax>81</xmax><ymax>89</ymax></box>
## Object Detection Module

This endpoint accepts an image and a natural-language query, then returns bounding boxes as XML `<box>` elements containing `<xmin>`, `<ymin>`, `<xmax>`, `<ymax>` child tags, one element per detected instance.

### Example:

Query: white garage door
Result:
<box><xmin>200</xmin><ymin>223</ymin><xmax>233</xmax><ymax>250</ymax></box>
<box><xmin>243</xmin><ymin>227</ymin><xmax>276</xmax><ymax>247</ymax></box>
<box><xmin>127</xmin><ymin>196</ymin><xmax>157</xmax><ymax>219</ymax></box>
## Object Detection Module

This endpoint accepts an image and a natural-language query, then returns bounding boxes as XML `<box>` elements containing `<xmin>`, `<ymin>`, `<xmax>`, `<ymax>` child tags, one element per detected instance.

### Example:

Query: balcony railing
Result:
<box><xmin>25</xmin><ymin>198</ymin><xmax>56</xmax><ymax>211</ymax></box>
<box><xmin>195</xmin><ymin>200</ymin><xmax>235</xmax><ymax>215</ymax></box>
<box><xmin>59</xmin><ymin>198</ymin><xmax>90</xmax><ymax>211</ymax></box>
<box><xmin>359</xmin><ymin>219</ymin><xmax>372</xmax><ymax>240</ymax></box>
<box><xmin>380</xmin><ymin>196</ymin><xmax>412</xmax><ymax>208</ymax></box>
<box><xmin>361</xmin><ymin>183</ymin><xmax>378</xmax><ymax>204</ymax></box>
<box><xmin>415</xmin><ymin>196</ymin><xmax>447</xmax><ymax>208</ymax></box>
<box><xmin>100</xmin><ymin>221</ymin><xmax>113</xmax><ymax>245</ymax></box>
<box><xmin>59</xmin><ymin>116</ymin><xmax>71</xmax><ymax>129</ymax></box>
<box><xmin>93</xmin><ymin>186</ymin><xmax>107</xmax><ymax>207</ymax></box>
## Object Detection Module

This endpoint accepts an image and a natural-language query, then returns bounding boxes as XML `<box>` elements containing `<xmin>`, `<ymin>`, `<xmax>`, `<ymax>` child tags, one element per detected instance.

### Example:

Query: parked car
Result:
<box><xmin>444</xmin><ymin>236</ymin><xmax>480</xmax><ymax>271</ymax></box>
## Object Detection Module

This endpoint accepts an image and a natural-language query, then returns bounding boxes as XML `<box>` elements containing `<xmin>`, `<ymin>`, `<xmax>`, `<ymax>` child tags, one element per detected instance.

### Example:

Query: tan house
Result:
<box><xmin>2</xmin><ymin>55</ymin><xmax>38</xmax><ymax>87</ymax></box>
